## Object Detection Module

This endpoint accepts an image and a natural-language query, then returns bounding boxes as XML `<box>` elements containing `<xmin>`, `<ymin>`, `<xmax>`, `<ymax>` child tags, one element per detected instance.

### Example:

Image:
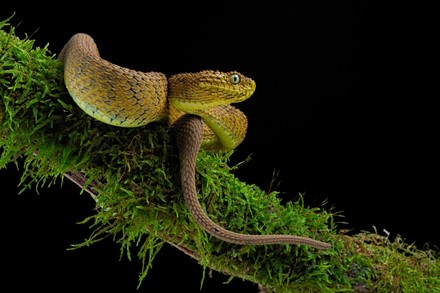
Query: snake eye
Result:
<box><xmin>230</xmin><ymin>74</ymin><xmax>240</xmax><ymax>84</ymax></box>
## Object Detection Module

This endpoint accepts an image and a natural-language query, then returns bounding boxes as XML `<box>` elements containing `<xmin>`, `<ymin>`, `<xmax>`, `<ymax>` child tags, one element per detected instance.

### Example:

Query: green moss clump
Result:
<box><xmin>1</xmin><ymin>16</ymin><xmax>439</xmax><ymax>292</ymax></box>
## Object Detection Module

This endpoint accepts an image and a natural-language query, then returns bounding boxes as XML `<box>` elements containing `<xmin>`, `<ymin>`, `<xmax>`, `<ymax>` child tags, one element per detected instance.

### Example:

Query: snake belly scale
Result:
<box><xmin>59</xmin><ymin>33</ymin><xmax>331</xmax><ymax>250</ymax></box>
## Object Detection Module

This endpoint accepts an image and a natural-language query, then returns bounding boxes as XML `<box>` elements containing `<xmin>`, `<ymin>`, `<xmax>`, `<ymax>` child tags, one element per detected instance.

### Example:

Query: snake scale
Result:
<box><xmin>59</xmin><ymin>33</ymin><xmax>331</xmax><ymax>250</ymax></box>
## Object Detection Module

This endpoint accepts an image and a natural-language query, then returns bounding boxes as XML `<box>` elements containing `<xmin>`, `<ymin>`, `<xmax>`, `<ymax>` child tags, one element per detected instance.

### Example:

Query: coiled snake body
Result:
<box><xmin>59</xmin><ymin>33</ymin><xmax>331</xmax><ymax>250</ymax></box>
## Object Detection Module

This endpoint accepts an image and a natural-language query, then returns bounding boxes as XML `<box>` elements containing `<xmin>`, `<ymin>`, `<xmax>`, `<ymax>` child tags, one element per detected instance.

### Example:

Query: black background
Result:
<box><xmin>1</xmin><ymin>2</ymin><xmax>437</xmax><ymax>292</ymax></box>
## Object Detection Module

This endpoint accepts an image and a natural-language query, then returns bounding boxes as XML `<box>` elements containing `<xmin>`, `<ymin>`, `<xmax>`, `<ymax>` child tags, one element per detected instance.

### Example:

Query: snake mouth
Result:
<box><xmin>170</xmin><ymin>90</ymin><xmax>253</xmax><ymax>113</ymax></box>
<box><xmin>169</xmin><ymin>85</ymin><xmax>254</xmax><ymax>115</ymax></box>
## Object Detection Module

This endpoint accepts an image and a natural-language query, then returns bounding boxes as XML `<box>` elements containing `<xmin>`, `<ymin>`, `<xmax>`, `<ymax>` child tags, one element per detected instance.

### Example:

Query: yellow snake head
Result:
<box><xmin>168</xmin><ymin>70</ymin><xmax>256</xmax><ymax>112</ymax></box>
<box><xmin>167</xmin><ymin>70</ymin><xmax>256</xmax><ymax>152</ymax></box>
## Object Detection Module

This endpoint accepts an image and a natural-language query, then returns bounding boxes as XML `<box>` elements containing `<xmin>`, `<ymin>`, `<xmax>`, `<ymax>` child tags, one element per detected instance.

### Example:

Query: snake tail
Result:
<box><xmin>174</xmin><ymin>115</ymin><xmax>332</xmax><ymax>250</ymax></box>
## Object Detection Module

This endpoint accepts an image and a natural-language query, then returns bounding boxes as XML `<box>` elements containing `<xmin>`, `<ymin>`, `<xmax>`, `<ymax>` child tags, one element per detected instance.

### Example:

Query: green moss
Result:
<box><xmin>1</xmin><ymin>16</ymin><xmax>439</xmax><ymax>292</ymax></box>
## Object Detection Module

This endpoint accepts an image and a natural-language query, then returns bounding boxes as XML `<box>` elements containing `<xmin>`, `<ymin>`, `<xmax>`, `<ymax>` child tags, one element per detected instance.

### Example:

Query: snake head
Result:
<box><xmin>168</xmin><ymin>70</ymin><xmax>256</xmax><ymax>113</ymax></box>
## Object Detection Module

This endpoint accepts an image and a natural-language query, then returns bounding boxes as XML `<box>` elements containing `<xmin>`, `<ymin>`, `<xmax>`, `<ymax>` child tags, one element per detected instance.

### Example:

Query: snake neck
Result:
<box><xmin>168</xmin><ymin>104</ymin><xmax>248</xmax><ymax>151</ymax></box>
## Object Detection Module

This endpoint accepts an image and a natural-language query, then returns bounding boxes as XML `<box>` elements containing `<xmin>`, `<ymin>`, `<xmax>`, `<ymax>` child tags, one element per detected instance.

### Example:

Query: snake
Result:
<box><xmin>59</xmin><ymin>33</ymin><xmax>331</xmax><ymax>250</ymax></box>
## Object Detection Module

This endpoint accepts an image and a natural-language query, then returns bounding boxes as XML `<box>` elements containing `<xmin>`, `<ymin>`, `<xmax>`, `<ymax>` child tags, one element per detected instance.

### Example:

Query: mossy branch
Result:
<box><xmin>1</xmin><ymin>17</ymin><xmax>438</xmax><ymax>292</ymax></box>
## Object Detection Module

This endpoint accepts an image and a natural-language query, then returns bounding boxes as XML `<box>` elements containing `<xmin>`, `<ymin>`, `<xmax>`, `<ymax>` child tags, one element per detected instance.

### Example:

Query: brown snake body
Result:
<box><xmin>59</xmin><ymin>33</ymin><xmax>331</xmax><ymax>250</ymax></box>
